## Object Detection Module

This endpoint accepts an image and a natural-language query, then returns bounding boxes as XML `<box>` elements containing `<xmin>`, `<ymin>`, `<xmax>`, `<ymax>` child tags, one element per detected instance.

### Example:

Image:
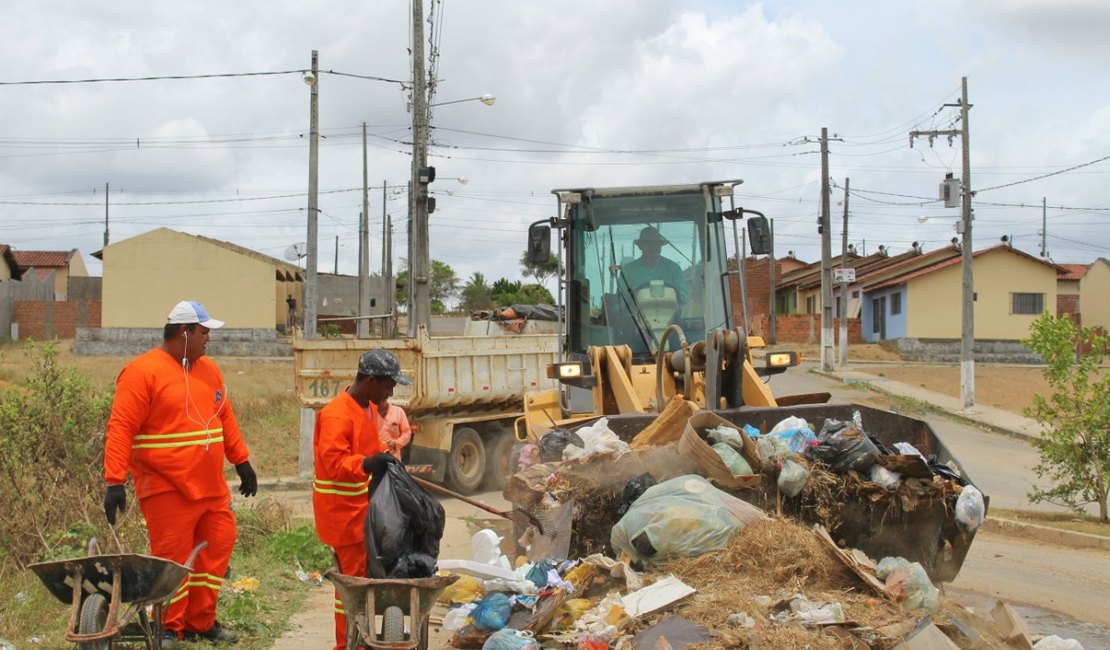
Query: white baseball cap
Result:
<box><xmin>167</xmin><ymin>300</ymin><xmax>225</xmax><ymax>329</ymax></box>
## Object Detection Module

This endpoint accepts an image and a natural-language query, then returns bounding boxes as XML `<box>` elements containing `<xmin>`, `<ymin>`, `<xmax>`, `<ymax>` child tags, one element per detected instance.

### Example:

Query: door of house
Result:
<box><xmin>871</xmin><ymin>296</ymin><xmax>887</xmax><ymax>340</ymax></box>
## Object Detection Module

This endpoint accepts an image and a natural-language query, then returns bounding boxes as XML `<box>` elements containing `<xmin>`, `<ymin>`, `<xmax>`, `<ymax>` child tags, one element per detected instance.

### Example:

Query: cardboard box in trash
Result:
<box><xmin>678</xmin><ymin>412</ymin><xmax>763</xmax><ymax>489</ymax></box>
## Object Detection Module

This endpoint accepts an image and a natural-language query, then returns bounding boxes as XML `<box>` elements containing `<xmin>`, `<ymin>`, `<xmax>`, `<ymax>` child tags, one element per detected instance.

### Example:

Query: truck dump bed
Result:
<box><xmin>293</xmin><ymin>328</ymin><xmax>559</xmax><ymax>415</ymax></box>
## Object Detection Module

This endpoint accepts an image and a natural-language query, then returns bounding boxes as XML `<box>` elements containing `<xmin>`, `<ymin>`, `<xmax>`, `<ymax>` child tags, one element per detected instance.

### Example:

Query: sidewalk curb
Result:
<box><xmin>260</xmin><ymin>477</ymin><xmax>312</xmax><ymax>491</ymax></box>
<box><xmin>983</xmin><ymin>517</ymin><xmax>1110</xmax><ymax>552</ymax></box>
<box><xmin>809</xmin><ymin>368</ymin><xmax>1038</xmax><ymax>443</ymax></box>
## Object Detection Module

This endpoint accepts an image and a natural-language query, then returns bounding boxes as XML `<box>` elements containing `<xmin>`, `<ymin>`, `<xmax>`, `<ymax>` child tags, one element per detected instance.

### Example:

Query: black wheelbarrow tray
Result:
<box><xmin>28</xmin><ymin>539</ymin><xmax>206</xmax><ymax>650</ymax></box>
<box><xmin>324</xmin><ymin>569</ymin><xmax>458</xmax><ymax>650</ymax></box>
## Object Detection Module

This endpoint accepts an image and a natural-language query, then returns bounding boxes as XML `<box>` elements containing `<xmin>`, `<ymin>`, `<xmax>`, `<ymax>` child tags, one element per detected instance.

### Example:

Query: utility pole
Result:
<box><xmin>839</xmin><ymin>178</ymin><xmax>850</xmax><ymax>367</ymax></box>
<box><xmin>910</xmin><ymin>76</ymin><xmax>974</xmax><ymax>409</ymax></box>
<box><xmin>357</xmin><ymin>123</ymin><xmax>371</xmax><ymax>338</ymax></box>
<box><xmin>769</xmin><ymin>218</ymin><xmax>776</xmax><ymax>344</ymax></box>
<box><xmin>103</xmin><ymin>183</ymin><xmax>109</xmax><ymax>248</ymax></box>
<box><xmin>408</xmin><ymin>0</ymin><xmax>431</xmax><ymax>337</ymax></box>
<box><xmin>819</xmin><ymin>127</ymin><xmax>834</xmax><ymax>372</ymax></box>
<box><xmin>334</xmin><ymin>236</ymin><xmax>339</xmax><ymax>274</ymax></box>
<box><xmin>304</xmin><ymin>49</ymin><xmax>320</xmax><ymax>342</ymax></box>
<box><xmin>1038</xmin><ymin>196</ymin><xmax>1047</xmax><ymax>257</ymax></box>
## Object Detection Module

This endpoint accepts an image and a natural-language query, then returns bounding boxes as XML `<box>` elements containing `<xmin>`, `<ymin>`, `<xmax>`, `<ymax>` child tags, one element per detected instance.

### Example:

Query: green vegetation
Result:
<box><xmin>1023</xmin><ymin>313</ymin><xmax>1110</xmax><ymax>523</ymax></box>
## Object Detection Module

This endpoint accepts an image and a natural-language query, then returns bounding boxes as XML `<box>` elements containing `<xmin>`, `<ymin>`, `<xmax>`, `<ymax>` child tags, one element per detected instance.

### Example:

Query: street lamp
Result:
<box><xmin>431</xmin><ymin>94</ymin><xmax>496</xmax><ymax>108</ymax></box>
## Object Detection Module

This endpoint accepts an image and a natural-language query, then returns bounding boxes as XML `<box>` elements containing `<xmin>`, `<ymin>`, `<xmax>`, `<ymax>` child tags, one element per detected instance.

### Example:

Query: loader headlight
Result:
<box><xmin>547</xmin><ymin>362</ymin><xmax>585</xmax><ymax>379</ymax></box>
<box><xmin>766</xmin><ymin>351</ymin><xmax>800</xmax><ymax>368</ymax></box>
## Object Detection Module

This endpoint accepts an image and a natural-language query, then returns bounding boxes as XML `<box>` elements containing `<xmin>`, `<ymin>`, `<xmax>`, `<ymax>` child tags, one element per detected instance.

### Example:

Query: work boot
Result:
<box><xmin>185</xmin><ymin>621</ymin><xmax>239</xmax><ymax>644</ymax></box>
<box><xmin>160</xmin><ymin>631</ymin><xmax>181</xmax><ymax>649</ymax></box>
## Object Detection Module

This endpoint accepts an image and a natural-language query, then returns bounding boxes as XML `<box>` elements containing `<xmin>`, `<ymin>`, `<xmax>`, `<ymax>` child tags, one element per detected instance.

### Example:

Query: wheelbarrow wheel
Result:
<box><xmin>78</xmin><ymin>593</ymin><xmax>112</xmax><ymax>650</ymax></box>
<box><xmin>382</xmin><ymin>606</ymin><xmax>404</xmax><ymax>643</ymax></box>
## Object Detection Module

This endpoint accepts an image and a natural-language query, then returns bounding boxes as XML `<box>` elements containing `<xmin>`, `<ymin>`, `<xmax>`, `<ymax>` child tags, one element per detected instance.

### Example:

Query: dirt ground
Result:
<box><xmin>853</xmin><ymin>364</ymin><xmax>1050</xmax><ymax>416</ymax></box>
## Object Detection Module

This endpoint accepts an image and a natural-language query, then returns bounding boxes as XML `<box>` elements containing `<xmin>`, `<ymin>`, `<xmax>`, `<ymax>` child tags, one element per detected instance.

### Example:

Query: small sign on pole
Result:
<box><xmin>833</xmin><ymin>268</ymin><xmax>856</xmax><ymax>283</ymax></box>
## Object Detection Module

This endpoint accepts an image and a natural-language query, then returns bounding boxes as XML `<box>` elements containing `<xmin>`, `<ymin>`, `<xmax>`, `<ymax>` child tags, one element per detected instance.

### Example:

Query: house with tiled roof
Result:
<box><xmin>10</xmin><ymin>249</ymin><xmax>88</xmax><ymax>300</ymax></box>
<box><xmin>1055</xmin><ymin>263</ymin><xmax>1088</xmax><ymax>322</ymax></box>
<box><xmin>1079</xmin><ymin>259</ymin><xmax>1110</xmax><ymax>331</ymax></box>
<box><xmin>94</xmin><ymin>227</ymin><xmax>303</xmax><ymax>329</ymax></box>
<box><xmin>860</xmin><ymin>243</ymin><xmax>1062</xmax><ymax>343</ymax></box>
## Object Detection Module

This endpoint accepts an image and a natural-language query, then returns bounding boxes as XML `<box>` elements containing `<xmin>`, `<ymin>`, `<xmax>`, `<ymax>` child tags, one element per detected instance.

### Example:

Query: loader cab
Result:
<box><xmin>541</xmin><ymin>181</ymin><xmax>740</xmax><ymax>363</ymax></box>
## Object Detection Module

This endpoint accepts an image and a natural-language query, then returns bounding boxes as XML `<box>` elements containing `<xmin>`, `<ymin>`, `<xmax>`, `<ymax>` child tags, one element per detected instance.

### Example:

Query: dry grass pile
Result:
<box><xmin>659</xmin><ymin>517</ymin><xmax>909</xmax><ymax>649</ymax></box>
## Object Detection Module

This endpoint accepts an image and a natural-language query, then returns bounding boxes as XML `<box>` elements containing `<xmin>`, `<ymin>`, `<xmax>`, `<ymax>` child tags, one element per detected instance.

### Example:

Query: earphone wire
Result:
<box><xmin>181</xmin><ymin>328</ymin><xmax>228</xmax><ymax>451</ymax></box>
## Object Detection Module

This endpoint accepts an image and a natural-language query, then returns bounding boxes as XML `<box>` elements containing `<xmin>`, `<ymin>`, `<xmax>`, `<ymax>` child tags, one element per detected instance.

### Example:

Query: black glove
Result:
<box><xmin>362</xmin><ymin>453</ymin><xmax>397</xmax><ymax>476</ymax></box>
<box><xmin>235</xmin><ymin>461</ymin><xmax>258</xmax><ymax>498</ymax></box>
<box><xmin>103</xmin><ymin>484</ymin><xmax>127</xmax><ymax>525</ymax></box>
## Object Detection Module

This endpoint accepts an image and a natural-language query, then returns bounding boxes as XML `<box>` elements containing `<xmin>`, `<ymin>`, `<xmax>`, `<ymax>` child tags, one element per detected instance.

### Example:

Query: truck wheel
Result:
<box><xmin>445</xmin><ymin>427</ymin><xmax>486</xmax><ymax>494</ymax></box>
<box><xmin>483</xmin><ymin>431</ymin><xmax>518</xmax><ymax>491</ymax></box>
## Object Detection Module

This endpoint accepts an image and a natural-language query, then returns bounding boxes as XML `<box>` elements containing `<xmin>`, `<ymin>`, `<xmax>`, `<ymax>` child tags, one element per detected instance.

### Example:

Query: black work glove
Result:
<box><xmin>103</xmin><ymin>484</ymin><xmax>127</xmax><ymax>525</ymax></box>
<box><xmin>235</xmin><ymin>461</ymin><xmax>258</xmax><ymax>498</ymax></box>
<box><xmin>362</xmin><ymin>453</ymin><xmax>397</xmax><ymax>476</ymax></box>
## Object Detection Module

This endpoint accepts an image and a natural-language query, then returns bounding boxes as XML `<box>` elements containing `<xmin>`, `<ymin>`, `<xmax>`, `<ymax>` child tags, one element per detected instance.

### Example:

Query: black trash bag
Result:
<box><xmin>617</xmin><ymin>473</ymin><xmax>657</xmax><ymax>518</ymax></box>
<box><xmin>364</xmin><ymin>461</ymin><xmax>446</xmax><ymax>578</ymax></box>
<box><xmin>538</xmin><ymin>428</ymin><xmax>585</xmax><ymax>463</ymax></box>
<box><xmin>805</xmin><ymin>415</ymin><xmax>880</xmax><ymax>474</ymax></box>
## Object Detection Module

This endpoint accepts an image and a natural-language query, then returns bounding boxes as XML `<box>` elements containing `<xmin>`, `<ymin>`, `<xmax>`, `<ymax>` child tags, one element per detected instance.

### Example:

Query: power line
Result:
<box><xmin>0</xmin><ymin>68</ymin><xmax>406</xmax><ymax>87</ymax></box>
<box><xmin>975</xmin><ymin>153</ymin><xmax>1110</xmax><ymax>193</ymax></box>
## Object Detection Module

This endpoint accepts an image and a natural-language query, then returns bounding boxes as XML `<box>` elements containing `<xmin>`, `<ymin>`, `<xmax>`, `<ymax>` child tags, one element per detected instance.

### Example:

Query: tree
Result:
<box><xmin>394</xmin><ymin>259</ymin><xmax>459</xmax><ymax>313</ymax></box>
<box><xmin>461</xmin><ymin>272</ymin><xmax>494</xmax><ymax>312</ymax></box>
<box><xmin>1022</xmin><ymin>313</ymin><xmax>1110</xmax><ymax>523</ymax></box>
<box><xmin>489</xmin><ymin>278</ymin><xmax>553</xmax><ymax>306</ymax></box>
<box><xmin>520</xmin><ymin>252</ymin><xmax>560</xmax><ymax>286</ymax></box>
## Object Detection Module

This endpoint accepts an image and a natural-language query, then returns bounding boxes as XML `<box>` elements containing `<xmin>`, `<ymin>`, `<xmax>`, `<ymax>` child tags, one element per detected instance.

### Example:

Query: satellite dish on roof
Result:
<box><xmin>284</xmin><ymin>242</ymin><xmax>307</xmax><ymax>262</ymax></box>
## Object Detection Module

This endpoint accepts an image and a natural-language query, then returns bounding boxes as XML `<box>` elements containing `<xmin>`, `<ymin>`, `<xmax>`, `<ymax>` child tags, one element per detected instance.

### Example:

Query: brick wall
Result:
<box><xmin>747</xmin><ymin>313</ymin><xmax>862</xmax><ymax>344</ymax></box>
<box><xmin>14</xmin><ymin>300</ymin><xmax>101</xmax><ymax>339</ymax></box>
<box><xmin>728</xmin><ymin>257</ymin><xmax>774</xmax><ymax>320</ymax></box>
<box><xmin>1057</xmin><ymin>294</ymin><xmax>1080</xmax><ymax>321</ymax></box>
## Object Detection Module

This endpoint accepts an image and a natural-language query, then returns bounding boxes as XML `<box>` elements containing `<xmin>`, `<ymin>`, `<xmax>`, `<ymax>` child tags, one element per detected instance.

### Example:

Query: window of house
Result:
<box><xmin>891</xmin><ymin>293</ymin><xmax>902</xmax><ymax>316</ymax></box>
<box><xmin>806</xmin><ymin>296</ymin><xmax>816</xmax><ymax>314</ymax></box>
<box><xmin>1011</xmin><ymin>292</ymin><xmax>1044</xmax><ymax>314</ymax></box>
<box><xmin>852</xmin><ymin>290</ymin><xmax>860</xmax><ymax>299</ymax></box>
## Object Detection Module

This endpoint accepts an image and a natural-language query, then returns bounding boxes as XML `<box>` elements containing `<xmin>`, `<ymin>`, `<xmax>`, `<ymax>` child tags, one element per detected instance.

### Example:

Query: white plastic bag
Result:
<box><xmin>711</xmin><ymin>442</ymin><xmax>753</xmax><ymax>476</ymax></box>
<box><xmin>770</xmin><ymin>416</ymin><xmax>809</xmax><ymax>436</ymax></box>
<box><xmin>707</xmin><ymin>424</ymin><xmax>747</xmax><ymax>450</ymax></box>
<box><xmin>1033</xmin><ymin>635</ymin><xmax>1085</xmax><ymax>650</ymax></box>
<box><xmin>777</xmin><ymin>460</ymin><xmax>808</xmax><ymax>498</ymax></box>
<box><xmin>869</xmin><ymin>465</ymin><xmax>902</xmax><ymax>491</ymax></box>
<box><xmin>563</xmin><ymin>418</ymin><xmax>631</xmax><ymax>462</ymax></box>
<box><xmin>877</xmin><ymin>556</ymin><xmax>940</xmax><ymax>612</ymax></box>
<box><xmin>955</xmin><ymin>484</ymin><xmax>985</xmax><ymax>533</ymax></box>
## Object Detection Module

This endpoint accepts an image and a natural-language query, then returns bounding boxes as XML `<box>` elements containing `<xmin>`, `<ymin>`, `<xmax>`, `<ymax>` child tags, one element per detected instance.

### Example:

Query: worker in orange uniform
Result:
<box><xmin>369</xmin><ymin>395</ymin><xmax>412</xmax><ymax>462</ymax></box>
<box><xmin>312</xmin><ymin>348</ymin><xmax>411</xmax><ymax>650</ymax></box>
<box><xmin>102</xmin><ymin>300</ymin><xmax>257</xmax><ymax>647</ymax></box>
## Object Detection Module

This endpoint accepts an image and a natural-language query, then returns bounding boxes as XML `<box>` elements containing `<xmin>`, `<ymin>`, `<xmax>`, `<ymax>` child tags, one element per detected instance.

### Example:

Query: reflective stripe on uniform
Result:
<box><xmin>335</xmin><ymin>597</ymin><xmax>345</xmax><ymax>614</ymax></box>
<box><xmin>187</xmin><ymin>572</ymin><xmax>225</xmax><ymax>591</ymax></box>
<box><xmin>313</xmin><ymin>477</ymin><xmax>370</xmax><ymax>497</ymax></box>
<box><xmin>133</xmin><ymin>427</ymin><xmax>224</xmax><ymax>449</ymax></box>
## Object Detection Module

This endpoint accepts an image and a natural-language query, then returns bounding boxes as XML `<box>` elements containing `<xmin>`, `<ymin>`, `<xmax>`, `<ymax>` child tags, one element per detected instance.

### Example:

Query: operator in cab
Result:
<box><xmin>620</xmin><ymin>226</ymin><xmax>688</xmax><ymax>304</ymax></box>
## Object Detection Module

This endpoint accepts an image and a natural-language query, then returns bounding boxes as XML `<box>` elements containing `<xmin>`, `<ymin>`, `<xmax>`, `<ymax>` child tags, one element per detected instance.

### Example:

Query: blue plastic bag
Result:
<box><xmin>482</xmin><ymin>628</ymin><xmax>539</xmax><ymax>650</ymax></box>
<box><xmin>472</xmin><ymin>592</ymin><xmax>513</xmax><ymax>631</ymax></box>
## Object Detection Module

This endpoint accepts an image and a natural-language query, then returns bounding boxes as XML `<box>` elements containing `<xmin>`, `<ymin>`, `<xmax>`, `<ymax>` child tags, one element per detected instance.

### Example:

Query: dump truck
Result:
<box><xmin>514</xmin><ymin>180</ymin><xmax>985</xmax><ymax>582</ymax></box>
<box><xmin>293</xmin><ymin>324</ymin><xmax>558</xmax><ymax>493</ymax></box>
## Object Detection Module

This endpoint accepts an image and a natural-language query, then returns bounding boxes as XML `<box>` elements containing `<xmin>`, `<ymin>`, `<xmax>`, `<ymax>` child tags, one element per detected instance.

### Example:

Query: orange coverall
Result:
<box><xmin>312</xmin><ymin>390</ymin><xmax>387</xmax><ymax>650</ymax></box>
<box><xmin>104</xmin><ymin>348</ymin><xmax>250</xmax><ymax>637</ymax></box>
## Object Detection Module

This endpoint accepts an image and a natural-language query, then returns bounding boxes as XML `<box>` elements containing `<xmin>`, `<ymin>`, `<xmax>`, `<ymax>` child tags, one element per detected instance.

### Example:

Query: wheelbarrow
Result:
<box><xmin>325</xmin><ymin>568</ymin><xmax>458</xmax><ymax>650</ymax></box>
<box><xmin>28</xmin><ymin>538</ymin><xmax>207</xmax><ymax>650</ymax></box>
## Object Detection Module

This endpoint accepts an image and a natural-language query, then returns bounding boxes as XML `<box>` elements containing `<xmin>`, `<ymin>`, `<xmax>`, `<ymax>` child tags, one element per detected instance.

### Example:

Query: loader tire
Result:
<box><xmin>445</xmin><ymin>427</ymin><xmax>485</xmax><ymax>494</ymax></box>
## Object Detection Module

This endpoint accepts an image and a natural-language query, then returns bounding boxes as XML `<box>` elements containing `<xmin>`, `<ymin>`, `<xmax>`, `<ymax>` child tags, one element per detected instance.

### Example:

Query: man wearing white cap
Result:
<box><xmin>103</xmin><ymin>300</ymin><xmax>256</xmax><ymax>646</ymax></box>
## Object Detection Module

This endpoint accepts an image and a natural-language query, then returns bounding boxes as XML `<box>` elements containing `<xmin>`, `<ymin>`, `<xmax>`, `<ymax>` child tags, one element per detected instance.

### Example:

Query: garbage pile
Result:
<box><xmin>421</xmin><ymin>401</ymin><xmax>1070</xmax><ymax>648</ymax></box>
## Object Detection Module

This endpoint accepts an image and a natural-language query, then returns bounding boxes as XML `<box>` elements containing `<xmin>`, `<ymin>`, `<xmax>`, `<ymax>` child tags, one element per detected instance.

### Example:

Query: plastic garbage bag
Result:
<box><xmin>525</xmin><ymin>559</ymin><xmax>559</xmax><ymax>587</ymax></box>
<box><xmin>743</xmin><ymin>424</ymin><xmax>761</xmax><ymax>438</ymax></box>
<box><xmin>770</xmin><ymin>416</ymin><xmax>809</xmax><ymax>436</ymax></box>
<box><xmin>805</xmin><ymin>412</ymin><xmax>880</xmax><ymax>473</ymax></box>
<box><xmin>443</xmin><ymin>602</ymin><xmax>478</xmax><ymax>630</ymax></box>
<box><xmin>955</xmin><ymin>484</ymin><xmax>985</xmax><ymax>533</ymax></box>
<box><xmin>876</xmin><ymin>557</ymin><xmax>940</xmax><ymax>612</ymax></box>
<box><xmin>472</xmin><ymin>592</ymin><xmax>513</xmax><ymax>631</ymax></box>
<box><xmin>610</xmin><ymin>475</ymin><xmax>766</xmax><ymax>566</ymax></box>
<box><xmin>1033</xmin><ymin>635</ymin><xmax>1085</xmax><ymax>650</ymax></box>
<box><xmin>777</xmin><ymin>459</ymin><xmax>808</xmax><ymax>498</ymax></box>
<box><xmin>439</xmin><ymin>575</ymin><xmax>482</xmax><ymax>605</ymax></box>
<box><xmin>482</xmin><ymin>628</ymin><xmax>540</xmax><ymax>650</ymax></box>
<box><xmin>617</xmin><ymin>473</ymin><xmax>657</xmax><ymax>518</ymax></box>
<box><xmin>365</xmin><ymin>461</ymin><xmax>445</xmax><ymax>578</ymax></box>
<box><xmin>712</xmin><ymin>443</ymin><xmax>754</xmax><ymax>476</ymax></box>
<box><xmin>771</xmin><ymin>426</ymin><xmax>817</xmax><ymax>454</ymax></box>
<box><xmin>869</xmin><ymin>465</ymin><xmax>902</xmax><ymax>491</ymax></box>
<box><xmin>564</xmin><ymin>418</ymin><xmax>630</xmax><ymax>462</ymax></box>
<box><xmin>706</xmin><ymin>424</ymin><xmax>747</xmax><ymax>450</ymax></box>
<box><xmin>756</xmin><ymin>435</ymin><xmax>791</xmax><ymax>464</ymax></box>
<box><xmin>538</xmin><ymin>429</ymin><xmax>584</xmax><ymax>463</ymax></box>
<box><xmin>893</xmin><ymin>442</ymin><xmax>925</xmax><ymax>458</ymax></box>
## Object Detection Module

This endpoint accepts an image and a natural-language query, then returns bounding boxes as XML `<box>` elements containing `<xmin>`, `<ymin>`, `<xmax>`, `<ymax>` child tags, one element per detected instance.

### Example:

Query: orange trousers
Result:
<box><xmin>332</xmin><ymin>541</ymin><xmax>368</xmax><ymax>650</ymax></box>
<box><xmin>139</xmin><ymin>491</ymin><xmax>236</xmax><ymax>637</ymax></box>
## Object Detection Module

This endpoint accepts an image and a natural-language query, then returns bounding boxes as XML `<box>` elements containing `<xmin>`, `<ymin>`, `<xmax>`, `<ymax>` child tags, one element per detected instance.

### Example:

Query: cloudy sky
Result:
<box><xmin>2</xmin><ymin>0</ymin><xmax>1108</xmax><ymax>292</ymax></box>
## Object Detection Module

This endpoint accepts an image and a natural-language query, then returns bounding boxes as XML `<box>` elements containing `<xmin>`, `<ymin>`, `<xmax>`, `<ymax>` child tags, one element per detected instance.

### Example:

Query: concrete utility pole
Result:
<box><xmin>358</xmin><ymin>123</ymin><xmax>371</xmax><ymax>338</ymax></box>
<box><xmin>304</xmin><ymin>50</ymin><xmax>320</xmax><ymax>342</ymax></box>
<box><xmin>839</xmin><ymin>178</ymin><xmax>850</xmax><ymax>367</ymax></box>
<box><xmin>1040</xmin><ymin>196</ymin><xmax>1047</xmax><ymax>258</ymax></box>
<box><xmin>910</xmin><ymin>76</ymin><xmax>973</xmax><ymax>409</ymax></box>
<box><xmin>819</xmin><ymin>127</ymin><xmax>834</xmax><ymax>372</ymax></box>
<box><xmin>769</xmin><ymin>218</ymin><xmax>777</xmax><ymax>344</ymax></box>
<box><xmin>103</xmin><ymin>182</ymin><xmax>109</xmax><ymax>247</ymax></box>
<box><xmin>408</xmin><ymin>0</ymin><xmax>431</xmax><ymax>337</ymax></box>
<box><xmin>382</xmin><ymin>180</ymin><xmax>390</xmax><ymax>336</ymax></box>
